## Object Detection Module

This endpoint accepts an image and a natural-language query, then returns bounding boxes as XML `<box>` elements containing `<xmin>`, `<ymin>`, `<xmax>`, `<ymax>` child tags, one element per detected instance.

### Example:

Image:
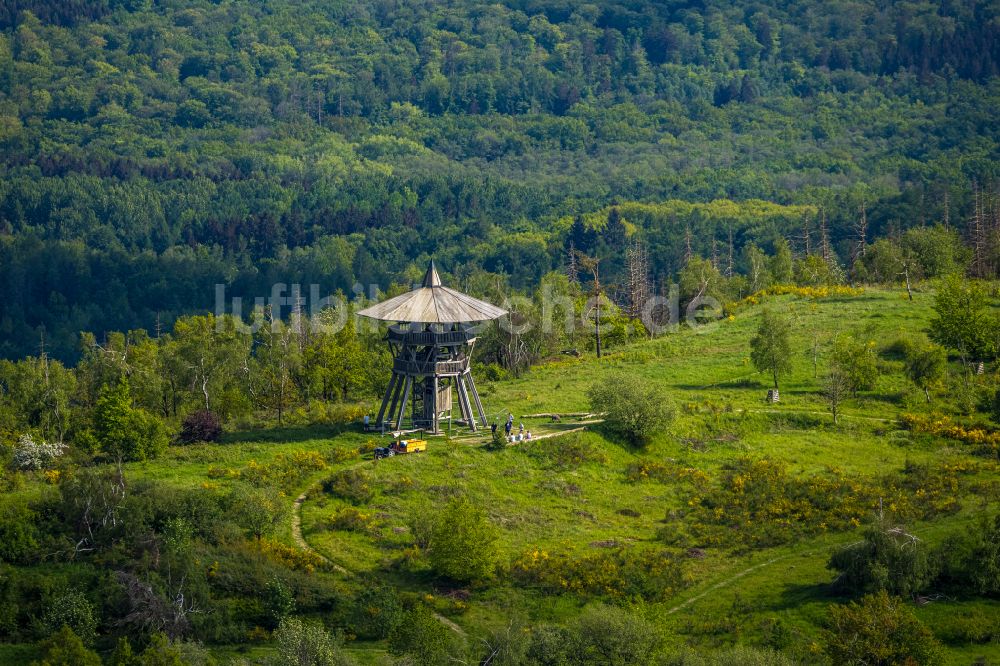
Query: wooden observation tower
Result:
<box><xmin>357</xmin><ymin>262</ymin><xmax>507</xmax><ymax>434</ymax></box>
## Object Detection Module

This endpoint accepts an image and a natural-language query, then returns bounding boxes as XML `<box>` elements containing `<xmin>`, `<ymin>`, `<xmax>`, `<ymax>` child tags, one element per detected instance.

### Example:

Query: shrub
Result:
<box><xmin>511</xmin><ymin>547</ymin><xmax>686</xmax><ymax>602</ymax></box>
<box><xmin>257</xmin><ymin>539</ymin><xmax>328</xmax><ymax>573</ymax></box>
<box><xmin>428</xmin><ymin>497</ymin><xmax>500</xmax><ymax>583</ymax></box>
<box><xmin>477</xmin><ymin>620</ymin><xmax>530</xmax><ymax>666</ymax></box>
<box><xmin>529</xmin><ymin>433</ymin><xmax>609</xmax><ymax>468</ymax></box>
<box><xmin>485</xmin><ymin>427</ymin><xmax>507</xmax><ymax>451</ymax></box>
<box><xmin>625</xmin><ymin>460</ymin><xmax>709</xmax><ymax>487</ymax></box>
<box><xmin>350</xmin><ymin>585</ymin><xmax>405</xmax><ymax>640</ymax></box>
<box><xmin>932</xmin><ymin>609</ymin><xmax>999</xmax><ymax>646</ymax></box>
<box><xmin>588</xmin><ymin>372</ymin><xmax>676</xmax><ymax>446</ymax></box>
<box><xmin>898</xmin><ymin>413</ymin><xmax>1000</xmax><ymax>458</ymax></box>
<box><xmin>823</xmin><ymin>591</ymin><xmax>942</xmax><ymax>666</ymax></box>
<box><xmin>270</xmin><ymin>618</ymin><xmax>354</xmax><ymax>666</ymax></box>
<box><xmin>526</xmin><ymin>624</ymin><xmax>574</xmax><ymax>665</ymax></box>
<box><xmin>31</xmin><ymin>625</ymin><xmax>101</xmax><ymax>666</ymax></box>
<box><xmin>11</xmin><ymin>434</ymin><xmax>66</xmax><ymax>470</ymax></box>
<box><xmin>322</xmin><ymin>468</ymin><xmax>374</xmax><ymax>505</ymax></box>
<box><xmin>228</xmin><ymin>485</ymin><xmax>287</xmax><ymax>540</ymax></box>
<box><xmin>663</xmin><ymin>457</ymin><xmax>972</xmax><ymax>550</ymax></box>
<box><xmin>827</xmin><ymin>521</ymin><xmax>935</xmax><ymax>598</ymax></box>
<box><xmin>242</xmin><ymin>450</ymin><xmax>327</xmax><ymax>491</ymax></box>
<box><xmin>388</xmin><ymin>604</ymin><xmax>462</xmax><ymax>666</ymax></box>
<box><xmin>40</xmin><ymin>589</ymin><xmax>97</xmax><ymax>646</ymax></box>
<box><xmin>94</xmin><ymin>382</ymin><xmax>168</xmax><ymax>461</ymax></box>
<box><xmin>666</xmin><ymin>646</ymin><xmax>795</xmax><ymax>666</ymax></box>
<box><xmin>903</xmin><ymin>343</ymin><xmax>948</xmax><ymax>402</ymax></box>
<box><xmin>572</xmin><ymin>605</ymin><xmax>661</xmax><ymax>665</ymax></box>
<box><xmin>929</xmin><ymin>275</ymin><xmax>997</xmax><ymax>363</ymax></box>
<box><xmin>992</xmin><ymin>387</ymin><xmax>1000</xmax><ymax>426</ymax></box>
<box><xmin>0</xmin><ymin>498</ymin><xmax>39</xmax><ymax>563</ymax></box>
<box><xmin>936</xmin><ymin>514</ymin><xmax>1000</xmax><ymax>596</ymax></box>
<box><xmin>178</xmin><ymin>410</ymin><xmax>222</xmax><ymax>444</ymax></box>
<box><xmin>327</xmin><ymin>507</ymin><xmax>373</xmax><ymax>532</ymax></box>
<box><xmin>327</xmin><ymin>446</ymin><xmax>360</xmax><ymax>464</ymax></box>
<box><xmin>139</xmin><ymin>633</ymin><xmax>214</xmax><ymax>666</ymax></box>
<box><xmin>263</xmin><ymin>576</ymin><xmax>296</xmax><ymax>629</ymax></box>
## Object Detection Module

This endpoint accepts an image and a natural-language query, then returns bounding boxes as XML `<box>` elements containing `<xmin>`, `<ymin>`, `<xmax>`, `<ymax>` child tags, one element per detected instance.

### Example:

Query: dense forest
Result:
<box><xmin>1</xmin><ymin>0</ymin><xmax>999</xmax><ymax>360</ymax></box>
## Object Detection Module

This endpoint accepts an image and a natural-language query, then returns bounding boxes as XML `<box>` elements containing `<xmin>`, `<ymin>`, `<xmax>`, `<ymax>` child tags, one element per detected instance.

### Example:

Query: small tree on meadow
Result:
<box><xmin>750</xmin><ymin>309</ymin><xmax>793</xmax><ymax>389</ymax></box>
<box><xmin>588</xmin><ymin>371</ymin><xmax>676</xmax><ymax>446</ymax></box>
<box><xmin>831</xmin><ymin>334</ymin><xmax>879</xmax><ymax>396</ymax></box>
<box><xmin>929</xmin><ymin>275</ymin><xmax>997</xmax><ymax>365</ymax></box>
<box><xmin>823</xmin><ymin>366</ymin><xmax>850</xmax><ymax>425</ymax></box>
<box><xmin>428</xmin><ymin>496</ymin><xmax>499</xmax><ymax>583</ymax></box>
<box><xmin>904</xmin><ymin>343</ymin><xmax>948</xmax><ymax>402</ymax></box>
<box><xmin>823</xmin><ymin>591</ymin><xmax>943</xmax><ymax>666</ymax></box>
<box><xmin>229</xmin><ymin>484</ymin><xmax>287</xmax><ymax>541</ymax></box>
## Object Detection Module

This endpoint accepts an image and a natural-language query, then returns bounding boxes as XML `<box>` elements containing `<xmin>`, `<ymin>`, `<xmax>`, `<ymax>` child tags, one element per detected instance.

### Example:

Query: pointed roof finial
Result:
<box><xmin>422</xmin><ymin>260</ymin><xmax>442</xmax><ymax>288</ymax></box>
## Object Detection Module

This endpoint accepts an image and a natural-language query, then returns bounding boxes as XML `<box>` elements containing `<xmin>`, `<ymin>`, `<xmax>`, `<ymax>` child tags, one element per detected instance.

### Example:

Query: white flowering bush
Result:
<box><xmin>11</xmin><ymin>434</ymin><xmax>66</xmax><ymax>471</ymax></box>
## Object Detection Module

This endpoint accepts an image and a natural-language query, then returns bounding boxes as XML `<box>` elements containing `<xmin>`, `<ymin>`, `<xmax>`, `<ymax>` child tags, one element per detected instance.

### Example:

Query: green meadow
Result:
<box><xmin>293</xmin><ymin>286</ymin><xmax>999</xmax><ymax>663</ymax></box>
<box><xmin>3</xmin><ymin>286</ymin><xmax>998</xmax><ymax>664</ymax></box>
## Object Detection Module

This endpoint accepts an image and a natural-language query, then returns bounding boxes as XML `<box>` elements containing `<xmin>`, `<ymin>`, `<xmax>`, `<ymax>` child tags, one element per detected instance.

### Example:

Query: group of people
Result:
<box><xmin>491</xmin><ymin>413</ymin><xmax>532</xmax><ymax>443</ymax></box>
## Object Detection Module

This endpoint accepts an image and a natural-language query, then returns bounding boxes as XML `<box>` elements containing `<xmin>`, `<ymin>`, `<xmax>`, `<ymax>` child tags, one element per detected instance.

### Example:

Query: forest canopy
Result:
<box><xmin>0</xmin><ymin>0</ymin><xmax>999</xmax><ymax>359</ymax></box>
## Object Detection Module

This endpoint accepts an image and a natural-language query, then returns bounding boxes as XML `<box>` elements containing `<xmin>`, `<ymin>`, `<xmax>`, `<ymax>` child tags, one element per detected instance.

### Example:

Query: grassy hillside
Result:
<box><xmin>291</xmin><ymin>286</ymin><xmax>1000</xmax><ymax>663</ymax></box>
<box><xmin>2</xmin><ymin>286</ymin><xmax>999</xmax><ymax>664</ymax></box>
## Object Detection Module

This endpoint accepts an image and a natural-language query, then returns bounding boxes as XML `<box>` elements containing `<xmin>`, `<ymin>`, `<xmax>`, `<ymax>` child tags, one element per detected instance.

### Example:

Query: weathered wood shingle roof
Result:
<box><xmin>356</xmin><ymin>262</ymin><xmax>507</xmax><ymax>323</ymax></box>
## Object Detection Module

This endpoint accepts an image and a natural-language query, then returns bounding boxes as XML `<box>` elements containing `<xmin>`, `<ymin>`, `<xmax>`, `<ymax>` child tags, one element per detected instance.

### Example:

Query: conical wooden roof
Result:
<box><xmin>356</xmin><ymin>261</ymin><xmax>507</xmax><ymax>323</ymax></box>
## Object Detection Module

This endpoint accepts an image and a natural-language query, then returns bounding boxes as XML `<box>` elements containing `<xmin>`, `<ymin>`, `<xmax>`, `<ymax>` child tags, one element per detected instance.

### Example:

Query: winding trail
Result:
<box><xmin>666</xmin><ymin>555</ymin><xmax>791</xmax><ymax>615</ymax></box>
<box><xmin>288</xmin><ymin>423</ymin><xmax>598</xmax><ymax>637</ymax></box>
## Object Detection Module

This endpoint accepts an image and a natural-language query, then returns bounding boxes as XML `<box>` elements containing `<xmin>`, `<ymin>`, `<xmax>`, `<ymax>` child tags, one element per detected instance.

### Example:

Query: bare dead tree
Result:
<box><xmin>566</xmin><ymin>240</ymin><xmax>579</xmax><ymax>285</ymax></box>
<box><xmin>726</xmin><ymin>225</ymin><xmax>735</xmax><ymax>278</ymax></box>
<box><xmin>576</xmin><ymin>252</ymin><xmax>603</xmax><ymax>358</ymax></box>
<box><xmin>819</xmin><ymin>208</ymin><xmax>833</xmax><ymax>264</ymax></box>
<box><xmin>59</xmin><ymin>464</ymin><xmax>128</xmax><ymax>559</ymax></box>
<box><xmin>971</xmin><ymin>180</ymin><xmax>985</xmax><ymax>277</ymax></box>
<box><xmin>800</xmin><ymin>213</ymin><xmax>813</xmax><ymax>256</ymax></box>
<box><xmin>853</xmin><ymin>200</ymin><xmax>868</xmax><ymax>261</ymax></box>
<box><xmin>115</xmin><ymin>571</ymin><xmax>196</xmax><ymax>639</ymax></box>
<box><xmin>625</xmin><ymin>238</ymin><xmax>652</xmax><ymax>322</ymax></box>
<box><xmin>824</xmin><ymin>366</ymin><xmax>850</xmax><ymax>425</ymax></box>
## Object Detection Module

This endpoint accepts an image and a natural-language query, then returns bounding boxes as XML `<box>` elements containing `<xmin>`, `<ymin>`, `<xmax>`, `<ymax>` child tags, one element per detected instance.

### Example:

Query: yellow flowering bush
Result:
<box><xmin>725</xmin><ymin>284</ymin><xmax>864</xmax><ymax>315</ymax></box>
<box><xmin>327</xmin><ymin>507</ymin><xmax>374</xmax><ymax>532</ymax></box>
<box><xmin>240</xmin><ymin>450</ymin><xmax>328</xmax><ymax>490</ymax></box>
<box><xmin>510</xmin><ymin>547</ymin><xmax>687</xmax><ymax>602</ymax></box>
<box><xmin>625</xmin><ymin>460</ymin><xmax>710</xmax><ymax>489</ymax></box>
<box><xmin>899</xmin><ymin>413</ymin><xmax>1000</xmax><ymax>458</ymax></box>
<box><xmin>662</xmin><ymin>456</ymin><xmax>973</xmax><ymax>550</ymax></box>
<box><xmin>256</xmin><ymin>538</ymin><xmax>329</xmax><ymax>573</ymax></box>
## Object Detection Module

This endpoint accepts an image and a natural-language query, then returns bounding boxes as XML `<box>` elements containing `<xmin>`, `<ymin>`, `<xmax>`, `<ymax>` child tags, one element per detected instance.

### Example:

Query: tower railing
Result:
<box><xmin>386</xmin><ymin>329</ymin><xmax>476</xmax><ymax>346</ymax></box>
<box><xmin>392</xmin><ymin>358</ymin><xmax>468</xmax><ymax>376</ymax></box>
